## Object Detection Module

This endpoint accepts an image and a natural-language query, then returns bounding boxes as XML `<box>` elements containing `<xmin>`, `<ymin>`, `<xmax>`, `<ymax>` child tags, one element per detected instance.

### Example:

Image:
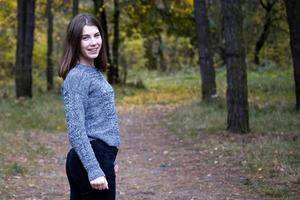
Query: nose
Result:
<box><xmin>90</xmin><ymin>37</ymin><xmax>97</xmax><ymax>45</ymax></box>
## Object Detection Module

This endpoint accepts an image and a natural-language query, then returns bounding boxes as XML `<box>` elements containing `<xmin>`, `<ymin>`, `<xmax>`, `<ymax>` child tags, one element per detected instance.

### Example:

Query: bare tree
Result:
<box><xmin>194</xmin><ymin>0</ymin><xmax>217</xmax><ymax>101</ymax></box>
<box><xmin>284</xmin><ymin>0</ymin><xmax>300</xmax><ymax>110</ymax></box>
<box><xmin>112</xmin><ymin>0</ymin><xmax>120</xmax><ymax>83</ymax></box>
<box><xmin>15</xmin><ymin>0</ymin><xmax>35</xmax><ymax>98</ymax></box>
<box><xmin>221</xmin><ymin>0</ymin><xmax>250</xmax><ymax>133</ymax></box>
<box><xmin>156</xmin><ymin>34</ymin><xmax>167</xmax><ymax>72</ymax></box>
<box><xmin>47</xmin><ymin>0</ymin><xmax>54</xmax><ymax>91</ymax></box>
<box><xmin>73</xmin><ymin>0</ymin><xmax>79</xmax><ymax>17</ymax></box>
<box><xmin>93</xmin><ymin>0</ymin><xmax>119</xmax><ymax>84</ymax></box>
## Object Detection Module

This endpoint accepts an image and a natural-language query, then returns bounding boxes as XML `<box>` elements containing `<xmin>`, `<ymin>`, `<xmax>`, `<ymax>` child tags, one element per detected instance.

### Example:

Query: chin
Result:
<box><xmin>90</xmin><ymin>55</ymin><xmax>98</xmax><ymax>59</ymax></box>
<box><xmin>87</xmin><ymin>54</ymin><xmax>99</xmax><ymax>59</ymax></box>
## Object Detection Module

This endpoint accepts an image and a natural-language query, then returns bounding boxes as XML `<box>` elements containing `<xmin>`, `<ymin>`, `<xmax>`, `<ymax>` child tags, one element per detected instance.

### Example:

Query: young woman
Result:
<box><xmin>59</xmin><ymin>13</ymin><xmax>121</xmax><ymax>200</ymax></box>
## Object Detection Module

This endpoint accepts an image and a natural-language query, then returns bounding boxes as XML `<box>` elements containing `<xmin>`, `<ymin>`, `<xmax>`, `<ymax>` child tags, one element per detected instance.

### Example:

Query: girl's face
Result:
<box><xmin>79</xmin><ymin>25</ymin><xmax>102</xmax><ymax>65</ymax></box>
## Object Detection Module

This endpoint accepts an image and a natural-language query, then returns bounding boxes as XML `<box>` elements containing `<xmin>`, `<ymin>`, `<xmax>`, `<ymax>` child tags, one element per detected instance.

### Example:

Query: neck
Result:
<box><xmin>79</xmin><ymin>57</ymin><xmax>94</xmax><ymax>66</ymax></box>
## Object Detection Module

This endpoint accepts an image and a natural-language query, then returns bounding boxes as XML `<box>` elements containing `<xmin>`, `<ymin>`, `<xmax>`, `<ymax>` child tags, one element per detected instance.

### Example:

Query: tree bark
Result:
<box><xmin>284</xmin><ymin>0</ymin><xmax>300</xmax><ymax>110</ymax></box>
<box><xmin>144</xmin><ymin>38</ymin><xmax>157</xmax><ymax>70</ymax></box>
<box><xmin>93</xmin><ymin>0</ymin><xmax>118</xmax><ymax>84</ymax></box>
<box><xmin>119</xmin><ymin>54</ymin><xmax>128</xmax><ymax>84</ymax></box>
<box><xmin>194</xmin><ymin>0</ymin><xmax>217</xmax><ymax>101</ymax></box>
<box><xmin>47</xmin><ymin>0</ymin><xmax>54</xmax><ymax>91</ymax></box>
<box><xmin>157</xmin><ymin>34</ymin><xmax>167</xmax><ymax>72</ymax></box>
<box><xmin>112</xmin><ymin>0</ymin><xmax>120</xmax><ymax>83</ymax></box>
<box><xmin>221</xmin><ymin>0</ymin><xmax>250</xmax><ymax>133</ymax></box>
<box><xmin>72</xmin><ymin>0</ymin><xmax>78</xmax><ymax>17</ymax></box>
<box><xmin>15</xmin><ymin>0</ymin><xmax>35</xmax><ymax>98</ymax></box>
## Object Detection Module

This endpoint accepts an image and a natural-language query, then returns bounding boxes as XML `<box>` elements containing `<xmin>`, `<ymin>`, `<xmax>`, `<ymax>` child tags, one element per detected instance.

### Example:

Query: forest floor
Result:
<box><xmin>2</xmin><ymin>104</ymin><xmax>266</xmax><ymax>200</ymax></box>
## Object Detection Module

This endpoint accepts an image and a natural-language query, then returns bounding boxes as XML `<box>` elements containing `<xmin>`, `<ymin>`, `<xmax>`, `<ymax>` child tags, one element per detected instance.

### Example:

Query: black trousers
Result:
<box><xmin>66</xmin><ymin>139</ymin><xmax>118</xmax><ymax>200</ymax></box>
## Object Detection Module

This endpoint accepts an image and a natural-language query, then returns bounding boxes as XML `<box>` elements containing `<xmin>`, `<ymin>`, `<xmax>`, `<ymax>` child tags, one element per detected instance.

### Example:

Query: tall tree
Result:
<box><xmin>72</xmin><ymin>0</ymin><xmax>78</xmax><ymax>17</ymax></box>
<box><xmin>15</xmin><ymin>0</ymin><xmax>35</xmax><ymax>98</ymax></box>
<box><xmin>144</xmin><ymin>38</ymin><xmax>157</xmax><ymax>70</ymax></box>
<box><xmin>156</xmin><ymin>34</ymin><xmax>167</xmax><ymax>72</ymax></box>
<box><xmin>254</xmin><ymin>0</ymin><xmax>278</xmax><ymax>65</ymax></box>
<box><xmin>46</xmin><ymin>0</ymin><xmax>54</xmax><ymax>91</ymax></box>
<box><xmin>194</xmin><ymin>0</ymin><xmax>217</xmax><ymax>101</ymax></box>
<box><xmin>284</xmin><ymin>0</ymin><xmax>300</xmax><ymax>110</ymax></box>
<box><xmin>93</xmin><ymin>0</ymin><xmax>118</xmax><ymax>84</ymax></box>
<box><xmin>112</xmin><ymin>0</ymin><xmax>120</xmax><ymax>83</ymax></box>
<box><xmin>221</xmin><ymin>0</ymin><xmax>250</xmax><ymax>133</ymax></box>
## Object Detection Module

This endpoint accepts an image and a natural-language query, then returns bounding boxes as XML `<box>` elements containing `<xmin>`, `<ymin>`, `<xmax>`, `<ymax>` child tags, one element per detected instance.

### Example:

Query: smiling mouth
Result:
<box><xmin>88</xmin><ymin>48</ymin><xmax>99</xmax><ymax>53</ymax></box>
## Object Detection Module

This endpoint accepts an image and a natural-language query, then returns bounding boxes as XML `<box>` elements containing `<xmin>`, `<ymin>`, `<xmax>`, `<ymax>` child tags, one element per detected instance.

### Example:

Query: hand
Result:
<box><xmin>114</xmin><ymin>164</ymin><xmax>119</xmax><ymax>176</ymax></box>
<box><xmin>90</xmin><ymin>176</ymin><xmax>109</xmax><ymax>190</ymax></box>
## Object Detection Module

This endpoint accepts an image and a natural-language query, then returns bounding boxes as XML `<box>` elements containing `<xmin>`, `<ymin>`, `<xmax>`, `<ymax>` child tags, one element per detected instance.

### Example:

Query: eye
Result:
<box><xmin>81</xmin><ymin>36</ymin><xmax>89</xmax><ymax>41</ymax></box>
<box><xmin>95</xmin><ymin>33</ymin><xmax>100</xmax><ymax>38</ymax></box>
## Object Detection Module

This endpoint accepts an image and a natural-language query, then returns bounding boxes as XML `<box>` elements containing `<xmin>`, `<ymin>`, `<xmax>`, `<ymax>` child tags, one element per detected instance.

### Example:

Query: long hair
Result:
<box><xmin>58</xmin><ymin>13</ymin><xmax>107</xmax><ymax>80</ymax></box>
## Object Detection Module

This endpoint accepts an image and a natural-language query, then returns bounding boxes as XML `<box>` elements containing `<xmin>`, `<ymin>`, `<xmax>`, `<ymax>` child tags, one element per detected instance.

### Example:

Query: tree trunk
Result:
<box><xmin>254</xmin><ymin>0</ymin><xmax>277</xmax><ymax>65</ymax></box>
<box><xmin>194</xmin><ymin>0</ymin><xmax>217</xmax><ymax>101</ymax></box>
<box><xmin>93</xmin><ymin>0</ymin><xmax>118</xmax><ymax>84</ymax></box>
<box><xmin>112</xmin><ymin>0</ymin><xmax>120</xmax><ymax>84</ymax></box>
<box><xmin>47</xmin><ymin>0</ymin><xmax>53</xmax><ymax>91</ymax></box>
<box><xmin>15</xmin><ymin>0</ymin><xmax>35</xmax><ymax>98</ymax></box>
<box><xmin>254</xmin><ymin>17</ymin><xmax>271</xmax><ymax>65</ymax></box>
<box><xmin>119</xmin><ymin>54</ymin><xmax>128</xmax><ymax>84</ymax></box>
<box><xmin>157</xmin><ymin>34</ymin><xmax>167</xmax><ymax>72</ymax></box>
<box><xmin>72</xmin><ymin>0</ymin><xmax>78</xmax><ymax>17</ymax></box>
<box><xmin>284</xmin><ymin>0</ymin><xmax>300</xmax><ymax>110</ymax></box>
<box><xmin>144</xmin><ymin>38</ymin><xmax>157</xmax><ymax>70</ymax></box>
<box><xmin>221</xmin><ymin>0</ymin><xmax>250</xmax><ymax>133</ymax></box>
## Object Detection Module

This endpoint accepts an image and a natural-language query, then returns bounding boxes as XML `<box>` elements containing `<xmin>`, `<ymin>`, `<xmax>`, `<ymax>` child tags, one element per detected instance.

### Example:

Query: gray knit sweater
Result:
<box><xmin>62</xmin><ymin>64</ymin><xmax>121</xmax><ymax>181</ymax></box>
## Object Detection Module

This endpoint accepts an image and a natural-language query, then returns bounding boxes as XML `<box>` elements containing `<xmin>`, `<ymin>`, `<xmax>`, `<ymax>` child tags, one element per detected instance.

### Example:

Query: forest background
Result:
<box><xmin>0</xmin><ymin>0</ymin><xmax>299</xmax><ymax>199</ymax></box>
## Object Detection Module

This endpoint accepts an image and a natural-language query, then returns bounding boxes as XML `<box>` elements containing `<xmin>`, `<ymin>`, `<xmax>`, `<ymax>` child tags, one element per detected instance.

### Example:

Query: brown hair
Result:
<box><xmin>58</xmin><ymin>13</ymin><xmax>107</xmax><ymax>79</ymax></box>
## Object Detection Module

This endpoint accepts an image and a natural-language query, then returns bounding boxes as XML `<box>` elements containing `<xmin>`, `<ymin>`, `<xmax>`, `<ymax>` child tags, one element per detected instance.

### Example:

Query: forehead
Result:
<box><xmin>82</xmin><ymin>25</ymin><xmax>99</xmax><ymax>35</ymax></box>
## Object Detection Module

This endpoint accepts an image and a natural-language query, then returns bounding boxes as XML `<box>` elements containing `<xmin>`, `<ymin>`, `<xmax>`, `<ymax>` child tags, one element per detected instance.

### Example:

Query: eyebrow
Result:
<box><xmin>82</xmin><ymin>32</ymin><xmax>100</xmax><ymax>36</ymax></box>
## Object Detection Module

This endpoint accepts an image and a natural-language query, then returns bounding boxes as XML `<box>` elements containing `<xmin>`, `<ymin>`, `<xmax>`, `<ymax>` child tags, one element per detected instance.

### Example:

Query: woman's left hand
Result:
<box><xmin>114</xmin><ymin>164</ymin><xmax>119</xmax><ymax>176</ymax></box>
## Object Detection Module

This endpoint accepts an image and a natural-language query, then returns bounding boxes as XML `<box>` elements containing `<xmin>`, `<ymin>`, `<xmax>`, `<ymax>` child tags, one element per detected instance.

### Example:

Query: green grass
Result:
<box><xmin>0</xmin><ymin>92</ymin><xmax>66</xmax><ymax>133</ymax></box>
<box><xmin>167</xmin><ymin>68</ymin><xmax>300</xmax><ymax>199</ymax></box>
<box><xmin>4</xmin><ymin>162</ymin><xmax>28</xmax><ymax>176</ymax></box>
<box><xmin>0</xmin><ymin>91</ymin><xmax>62</xmax><ymax>182</ymax></box>
<box><xmin>115</xmin><ymin>69</ymin><xmax>200</xmax><ymax>105</ymax></box>
<box><xmin>242</xmin><ymin>179</ymin><xmax>289</xmax><ymax>198</ymax></box>
<box><xmin>169</xmin><ymin>69</ymin><xmax>299</xmax><ymax>134</ymax></box>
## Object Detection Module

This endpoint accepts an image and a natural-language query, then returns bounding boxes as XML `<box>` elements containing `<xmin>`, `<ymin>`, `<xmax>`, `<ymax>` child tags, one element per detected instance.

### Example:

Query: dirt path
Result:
<box><xmin>2</xmin><ymin>105</ymin><xmax>261</xmax><ymax>200</ymax></box>
<box><xmin>116</xmin><ymin>105</ymin><xmax>260</xmax><ymax>200</ymax></box>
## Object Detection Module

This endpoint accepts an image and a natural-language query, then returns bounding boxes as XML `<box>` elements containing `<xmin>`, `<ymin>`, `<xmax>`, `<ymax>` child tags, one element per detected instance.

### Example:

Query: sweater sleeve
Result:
<box><xmin>63</xmin><ymin>71</ymin><xmax>105</xmax><ymax>181</ymax></box>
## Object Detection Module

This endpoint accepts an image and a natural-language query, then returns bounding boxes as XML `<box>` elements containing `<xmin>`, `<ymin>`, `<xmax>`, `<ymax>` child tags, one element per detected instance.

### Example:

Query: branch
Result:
<box><xmin>260</xmin><ymin>0</ymin><xmax>277</xmax><ymax>11</ymax></box>
<box><xmin>260</xmin><ymin>0</ymin><xmax>269</xmax><ymax>10</ymax></box>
